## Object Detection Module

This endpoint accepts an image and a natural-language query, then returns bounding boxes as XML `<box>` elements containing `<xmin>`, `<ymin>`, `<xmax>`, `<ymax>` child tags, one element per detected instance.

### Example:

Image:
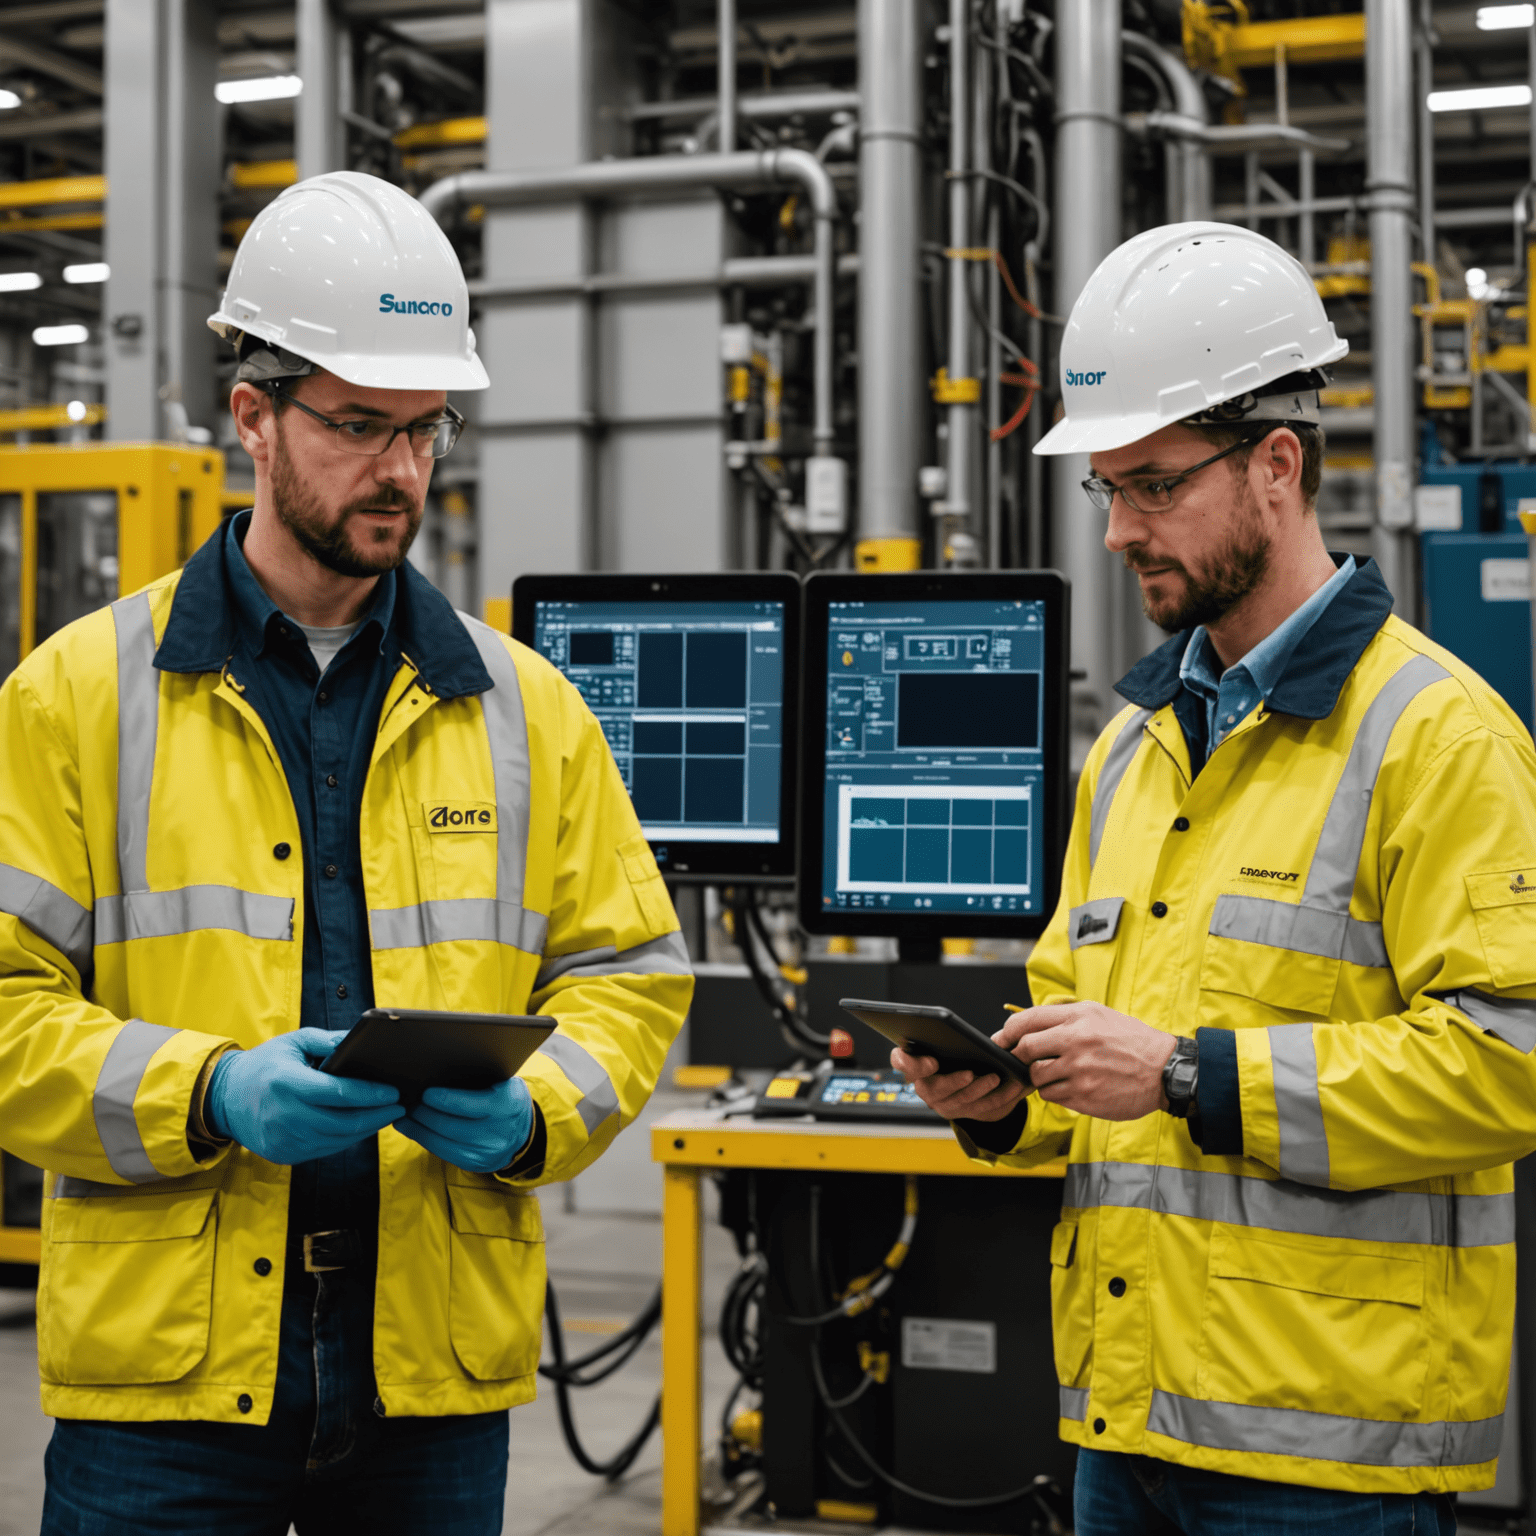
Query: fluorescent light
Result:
<box><xmin>1467</xmin><ymin>266</ymin><xmax>1491</xmax><ymax>299</ymax></box>
<box><xmin>0</xmin><ymin>89</ymin><xmax>20</xmax><ymax>110</ymax></box>
<box><xmin>0</xmin><ymin>271</ymin><xmax>41</xmax><ymax>292</ymax></box>
<box><xmin>215</xmin><ymin>75</ymin><xmax>302</xmax><ymax>105</ymax></box>
<box><xmin>32</xmin><ymin>324</ymin><xmax>88</xmax><ymax>347</ymax></box>
<box><xmin>65</xmin><ymin>399</ymin><xmax>87</xmax><ymax>423</ymax></box>
<box><xmin>1478</xmin><ymin>4</ymin><xmax>1535</xmax><ymax>27</ymax></box>
<box><xmin>1428</xmin><ymin>83</ymin><xmax>1533</xmax><ymax>112</ymax></box>
<box><xmin>63</xmin><ymin>261</ymin><xmax>108</xmax><ymax>284</ymax></box>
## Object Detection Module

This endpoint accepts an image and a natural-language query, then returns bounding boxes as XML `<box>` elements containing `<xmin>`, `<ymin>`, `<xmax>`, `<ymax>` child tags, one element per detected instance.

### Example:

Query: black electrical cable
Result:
<box><xmin>539</xmin><ymin>1282</ymin><xmax>661</xmax><ymax>1481</ymax></box>
<box><xmin>729</xmin><ymin>888</ymin><xmax>829</xmax><ymax>1054</ymax></box>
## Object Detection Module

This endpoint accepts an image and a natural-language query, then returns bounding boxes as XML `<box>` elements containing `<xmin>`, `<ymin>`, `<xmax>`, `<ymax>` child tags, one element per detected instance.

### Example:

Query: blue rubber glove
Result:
<box><xmin>205</xmin><ymin>1029</ymin><xmax>404</xmax><ymax>1165</ymax></box>
<box><xmin>395</xmin><ymin>1077</ymin><xmax>535</xmax><ymax>1173</ymax></box>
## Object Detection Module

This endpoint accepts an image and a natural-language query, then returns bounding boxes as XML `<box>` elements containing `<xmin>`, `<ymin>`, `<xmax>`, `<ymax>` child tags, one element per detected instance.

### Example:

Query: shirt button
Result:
<box><xmin>1226</xmin><ymin>714</ymin><xmax>1236</xmax><ymax>724</ymax></box>
<box><xmin>318</xmin><ymin>690</ymin><xmax>329</xmax><ymax>704</ymax></box>
<box><xmin>1093</xmin><ymin>1417</ymin><xmax>1106</xmax><ymax>1435</ymax></box>
<box><xmin>327</xmin><ymin>774</ymin><xmax>338</xmax><ymax>788</ymax></box>
<box><xmin>1151</xmin><ymin>901</ymin><xmax>1168</xmax><ymax>918</ymax></box>
<box><xmin>336</xmin><ymin>984</ymin><xmax>348</xmax><ymax>1000</ymax></box>
<box><xmin>1108</xmin><ymin>1276</ymin><xmax>1127</xmax><ymax>1297</ymax></box>
<box><xmin>253</xmin><ymin>1257</ymin><xmax>272</xmax><ymax>1277</ymax></box>
<box><xmin>237</xmin><ymin>1394</ymin><xmax>253</xmax><ymax>1414</ymax></box>
<box><xmin>273</xmin><ymin>843</ymin><xmax>290</xmax><ymax>861</ymax></box>
<box><xmin>1173</xmin><ymin>817</ymin><xmax>1189</xmax><ymax>832</ymax></box>
<box><xmin>324</xmin><ymin>864</ymin><xmax>338</xmax><ymax>879</ymax></box>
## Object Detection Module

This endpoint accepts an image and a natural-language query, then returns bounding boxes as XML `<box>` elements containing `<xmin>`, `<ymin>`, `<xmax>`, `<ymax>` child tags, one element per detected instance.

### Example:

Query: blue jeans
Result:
<box><xmin>40</xmin><ymin>1256</ymin><xmax>508</xmax><ymax>1535</ymax></box>
<box><xmin>1075</xmin><ymin>1449</ymin><xmax>1458</xmax><ymax>1536</ymax></box>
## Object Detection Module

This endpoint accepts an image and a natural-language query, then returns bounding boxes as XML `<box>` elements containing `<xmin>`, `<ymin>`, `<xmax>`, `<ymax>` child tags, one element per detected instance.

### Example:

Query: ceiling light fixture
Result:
<box><xmin>33</xmin><ymin>324</ymin><xmax>89</xmax><ymax>347</ymax></box>
<box><xmin>63</xmin><ymin>262</ymin><xmax>109</xmax><ymax>284</ymax></box>
<box><xmin>1427</xmin><ymin>83</ymin><xmax>1533</xmax><ymax>113</ymax></box>
<box><xmin>1477</xmin><ymin>4</ymin><xmax>1535</xmax><ymax>28</ymax></box>
<box><xmin>215</xmin><ymin>75</ymin><xmax>302</xmax><ymax>105</ymax></box>
<box><xmin>0</xmin><ymin>89</ymin><xmax>21</xmax><ymax>110</ymax></box>
<box><xmin>0</xmin><ymin>271</ymin><xmax>42</xmax><ymax>292</ymax></box>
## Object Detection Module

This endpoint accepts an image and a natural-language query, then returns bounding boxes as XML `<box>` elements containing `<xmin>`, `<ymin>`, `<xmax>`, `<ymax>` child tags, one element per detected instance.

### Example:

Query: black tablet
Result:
<box><xmin>320</xmin><ymin>1009</ymin><xmax>556</xmax><ymax>1106</ymax></box>
<box><xmin>839</xmin><ymin>998</ymin><xmax>1033</xmax><ymax>1087</ymax></box>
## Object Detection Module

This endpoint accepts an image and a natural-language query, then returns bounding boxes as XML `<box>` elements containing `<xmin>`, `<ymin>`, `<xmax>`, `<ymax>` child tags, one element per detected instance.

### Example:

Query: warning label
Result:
<box><xmin>900</xmin><ymin>1316</ymin><xmax>997</xmax><ymax>1375</ymax></box>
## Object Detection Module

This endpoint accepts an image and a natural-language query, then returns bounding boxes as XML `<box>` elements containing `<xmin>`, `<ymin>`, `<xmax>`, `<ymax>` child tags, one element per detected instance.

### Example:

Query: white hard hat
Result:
<box><xmin>208</xmin><ymin>170</ymin><xmax>488</xmax><ymax>392</ymax></box>
<box><xmin>1034</xmin><ymin>221</ymin><xmax>1346</xmax><ymax>457</ymax></box>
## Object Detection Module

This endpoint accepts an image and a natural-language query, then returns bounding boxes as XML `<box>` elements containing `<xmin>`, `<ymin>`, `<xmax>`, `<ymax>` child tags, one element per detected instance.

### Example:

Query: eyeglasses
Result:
<box><xmin>261</xmin><ymin>382</ymin><xmax>465</xmax><ymax>460</ymax></box>
<box><xmin>1082</xmin><ymin>433</ymin><xmax>1267</xmax><ymax>514</ymax></box>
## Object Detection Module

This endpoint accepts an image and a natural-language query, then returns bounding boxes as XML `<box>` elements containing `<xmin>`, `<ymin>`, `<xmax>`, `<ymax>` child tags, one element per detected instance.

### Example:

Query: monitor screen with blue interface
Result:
<box><xmin>800</xmin><ymin>573</ymin><xmax>1067</xmax><ymax>938</ymax></box>
<box><xmin>512</xmin><ymin>574</ymin><xmax>800</xmax><ymax>883</ymax></box>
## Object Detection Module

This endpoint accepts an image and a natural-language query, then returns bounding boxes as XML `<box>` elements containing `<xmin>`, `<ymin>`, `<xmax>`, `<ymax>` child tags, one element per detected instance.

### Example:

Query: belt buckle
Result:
<box><xmin>303</xmin><ymin>1230</ymin><xmax>347</xmax><ymax>1273</ymax></box>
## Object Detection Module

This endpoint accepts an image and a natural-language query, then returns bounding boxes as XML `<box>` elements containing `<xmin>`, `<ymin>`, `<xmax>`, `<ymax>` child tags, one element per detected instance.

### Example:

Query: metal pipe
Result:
<box><xmin>1122</xmin><ymin>32</ymin><xmax>1210</xmax><ymax>221</ymax></box>
<box><xmin>1298</xmin><ymin>150</ymin><xmax>1315</xmax><ymax>264</ymax></box>
<box><xmin>717</xmin><ymin>0</ymin><xmax>736</xmax><ymax>152</ymax></box>
<box><xmin>856</xmin><ymin>0</ymin><xmax>924</xmax><ymax>553</ymax></box>
<box><xmin>1417</xmin><ymin>0</ymin><xmax>1435</xmax><ymax>265</ymax></box>
<box><xmin>1127</xmin><ymin>111</ymin><xmax>1350</xmax><ymax>154</ymax></box>
<box><xmin>1365</xmin><ymin>0</ymin><xmax>1417</xmax><ymax>608</ymax></box>
<box><xmin>626</xmin><ymin>89</ymin><xmax>862</xmax><ymax>123</ymax></box>
<box><xmin>1053</xmin><ymin>0</ymin><xmax>1120</xmax><ymax>739</ymax></box>
<box><xmin>296</xmin><ymin>0</ymin><xmax>340</xmax><ymax>178</ymax></box>
<box><xmin>468</xmin><ymin>251</ymin><xmax>861</xmax><ymax>302</ymax></box>
<box><xmin>944</xmin><ymin>0</ymin><xmax>974</xmax><ymax>546</ymax></box>
<box><xmin>421</xmin><ymin>148</ymin><xmax>838</xmax><ymax>456</ymax></box>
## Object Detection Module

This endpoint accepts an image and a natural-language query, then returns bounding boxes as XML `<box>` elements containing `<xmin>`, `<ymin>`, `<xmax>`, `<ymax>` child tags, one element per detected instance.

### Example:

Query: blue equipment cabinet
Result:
<box><xmin>1418</xmin><ymin>463</ymin><xmax>1535</xmax><ymax>734</ymax></box>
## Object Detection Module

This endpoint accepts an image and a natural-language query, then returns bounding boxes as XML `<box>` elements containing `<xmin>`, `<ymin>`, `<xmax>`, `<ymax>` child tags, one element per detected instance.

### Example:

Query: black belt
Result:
<box><xmin>303</xmin><ymin>1229</ymin><xmax>365</xmax><ymax>1273</ymax></box>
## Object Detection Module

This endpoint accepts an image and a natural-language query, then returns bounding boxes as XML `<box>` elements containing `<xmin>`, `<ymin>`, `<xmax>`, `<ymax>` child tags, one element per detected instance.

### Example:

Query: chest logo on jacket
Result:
<box><xmin>426</xmin><ymin>801</ymin><xmax>496</xmax><ymax>833</ymax></box>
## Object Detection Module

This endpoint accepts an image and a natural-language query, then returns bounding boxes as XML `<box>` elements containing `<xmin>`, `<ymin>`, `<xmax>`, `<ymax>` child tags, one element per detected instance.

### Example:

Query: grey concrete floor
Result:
<box><xmin>0</xmin><ymin>1175</ymin><xmax>745</xmax><ymax>1536</ymax></box>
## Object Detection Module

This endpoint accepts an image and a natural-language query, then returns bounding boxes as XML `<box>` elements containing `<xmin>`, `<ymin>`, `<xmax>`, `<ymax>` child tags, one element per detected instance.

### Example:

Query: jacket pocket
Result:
<box><xmin>446</xmin><ymin>1180</ymin><xmax>546</xmax><ymax>1381</ymax></box>
<box><xmin>1195</xmin><ymin>1227</ymin><xmax>1427</xmax><ymax>1419</ymax></box>
<box><xmin>1199</xmin><ymin>922</ymin><xmax>1341</xmax><ymax>1022</ymax></box>
<box><xmin>39</xmin><ymin>1186</ymin><xmax>218</xmax><ymax>1386</ymax></box>
<box><xmin>1049</xmin><ymin>1218</ymin><xmax>1092</xmax><ymax>1390</ymax></box>
<box><xmin>618</xmin><ymin>833</ymin><xmax>673</xmax><ymax>932</ymax></box>
<box><xmin>1465</xmin><ymin>871</ymin><xmax>1536</xmax><ymax>988</ymax></box>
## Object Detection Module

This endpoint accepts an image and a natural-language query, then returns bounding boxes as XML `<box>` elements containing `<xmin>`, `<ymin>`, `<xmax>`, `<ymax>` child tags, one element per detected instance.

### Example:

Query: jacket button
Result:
<box><xmin>237</xmin><ymin>1394</ymin><xmax>253</xmax><ymax>1414</ymax></box>
<box><xmin>336</xmin><ymin>984</ymin><xmax>348</xmax><ymax>1000</ymax></box>
<box><xmin>1151</xmin><ymin>901</ymin><xmax>1168</xmax><ymax>918</ymax></box>
<box><xmin>273</xmin><ymin>843</ymin><xmax>290</xmax><ymax>861</ymax></box>
<box><xmin>253</xmin><ymin>1257</ymin><xmax>271</xmax><ymax>1277</ymax></box>
<box><xmin>1108</xmin><ymin>1276</ymin><xmax>1126</xmax><ymax>1297</ymax></box>
<box><xmin>373</xmin><ymin>1396</ymin><xmax>387</xmax><ymax>1418</ymax></box>
<box><xmin>327</xmin><ymin>774</ymin><xmax>338</xmax><ymax>788</ymax></box>
<box><xmin>324</xmin><ymin>864</ymin><xmax>338</xmax><ymax>879</ymax></box>
<box><xmin>1093</xmin><ymin>1417</ymin><xmax>1106</xmax><ymax>1435</ymax></box>
<box><xmin>318</xmin><ymin>690</ymin><xmax>329</xmax><ymax>704</ymax></box>
<box><xmin>1173</xmin><ymin>817</ymin><xmax>1189</xmax><ymax>832</ymax></box>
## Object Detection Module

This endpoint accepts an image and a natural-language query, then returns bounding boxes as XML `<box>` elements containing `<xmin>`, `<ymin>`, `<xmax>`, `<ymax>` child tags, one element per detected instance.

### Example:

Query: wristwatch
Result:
<box><xmin>1162</xmin><ymin>1036</ymin><xmax>1199</xmax><ymax>1120</ymax></box>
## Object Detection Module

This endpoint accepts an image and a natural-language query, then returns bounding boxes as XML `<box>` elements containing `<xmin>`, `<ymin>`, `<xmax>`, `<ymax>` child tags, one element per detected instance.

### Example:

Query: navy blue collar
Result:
<box><xmin>1114</xmin><ymin>555</ymin><xmax>1395</xmax><ymax>722</ymax></box>
<box><xmin>154</xmin><ymin>510</ymin><xmax>494</xmax><ymax>700</ymax></box>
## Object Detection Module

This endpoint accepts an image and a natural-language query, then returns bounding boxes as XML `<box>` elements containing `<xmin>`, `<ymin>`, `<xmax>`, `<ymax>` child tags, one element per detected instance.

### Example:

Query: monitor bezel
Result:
<box><xmin>512</xmin><ymin>572</ymin><xmax>802</xmax><ymax>886</ymax></box>
<box><xmin>797</xmin><ymin>570</ymin><xmax>1070</xmax><ymax>939</ymax></box>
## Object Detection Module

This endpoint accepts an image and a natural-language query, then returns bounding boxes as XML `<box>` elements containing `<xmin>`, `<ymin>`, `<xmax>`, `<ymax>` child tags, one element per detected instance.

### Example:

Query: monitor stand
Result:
<box><xmin>897</xmin><ymin>937</ymin><xmax>942</xmax><ymax>967</ymax></box>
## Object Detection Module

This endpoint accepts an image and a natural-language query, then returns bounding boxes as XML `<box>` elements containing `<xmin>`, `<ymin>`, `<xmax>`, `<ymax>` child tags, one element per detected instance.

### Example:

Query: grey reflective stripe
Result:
<box><xmin>1147</xmin><ymin>1390</ymin><xmax>1503</xmax><ymax>1469</ymax></box>
<box><xmin>1208</xmin><ymin>894</ymin><xmax>1388</xmax><ymax>968</ymax></box>
<box><xmin>534</xmin><ymin>930</ymin><xmax>693</xmax><ymax>991</ymax></box>
<box><xmin>538</xmin><ymin>1033</ymin><xmax>621</xmax><ymax>1135</ymax></box>
<box><xmin>1206</xmin><ymin>654</ymin><xmax>1449</xmax><ymax>967</ymax></box>
<box><xmin>51</xmin><ymin>1175</ymin><xmax>140</xmax><ymax>1199</ymax></box>
<box><xmin>458</xmin><ymin>614</ymin><xmax>532</xmax><ymax>914</ymax></box>
<box><xmin>369</xmin><ymin>898</ymin><xmax>547</xmax><ymax>955</ymax></box>
<box><xmin>1088</xmin><ymin>709</ymin><xmax>1151</xmax><ymax>867</ymax></box>
<box><xmin>1059</xmin><ymin>1386</ymin><xmax>1088</xmax><ymax>1422</ymax></box>
<box><xmin>1061</xmin><ymin>1160</ymin><xmax>1514</xmax><ymax>1248</ymax></box>
<box><xmin>1437</xmin><ymin>988</ymin><xmax>1536</xmax><ymax>1055</ymax></box>
<box><xmin>112</xmin><ymin>592</ymin><xmax>159</xmax><ymax>896</ymax></box>
<box><xmin>1269</xmin><ymin>1023</ymin><xmax>1330</xmax><ymax>1186</ymax></box>
<box><xmin>1068</xmin><ymin>896</ymin><xmax>1124</xmax><ymax>950</ymax></box>
<box><xmin>96</xmin><ymin>885</ymin><xmax>294</xmax><ymax>945</ymax></box>
<box><xmin>93</xmin><ymin>1018</ymin><xmax>178</xmax><ymax>1184</ymax></box>
<box><xmin>0</xmin><ymin>861</ymin><xmax>93</xmax><ymax>974</ymax></box>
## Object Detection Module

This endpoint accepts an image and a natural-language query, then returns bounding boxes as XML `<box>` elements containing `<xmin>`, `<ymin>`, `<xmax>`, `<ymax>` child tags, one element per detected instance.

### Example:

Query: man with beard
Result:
<box><xmin>0</xmin><ymin>172</ymin><xmax>692</xmax><ymax>1533</ymax></box>
<box><xmin>896</xmin><ymin>224</ymin><xmax>1536</xmax><ymax>1532</ymax></box>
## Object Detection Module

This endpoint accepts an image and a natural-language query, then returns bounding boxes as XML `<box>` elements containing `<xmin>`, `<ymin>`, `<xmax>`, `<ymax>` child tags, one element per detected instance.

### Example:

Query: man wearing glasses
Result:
<box><xmin>0</xmin><ymin>172</ymin><xmax>691</xmax><ymax>1533</ymax></box>
<box><xmin>897</xmin><ymin>224</ymin><xmax>1536</xmax><ymax>1533</ymax></box>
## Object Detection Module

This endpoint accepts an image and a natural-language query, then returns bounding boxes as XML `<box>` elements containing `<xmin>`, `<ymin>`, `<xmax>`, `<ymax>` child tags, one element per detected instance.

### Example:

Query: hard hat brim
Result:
<box><xmin>1032</xmin><ymin>409</ymin><xmax>1171</xmax><ymax>458</ymax></box>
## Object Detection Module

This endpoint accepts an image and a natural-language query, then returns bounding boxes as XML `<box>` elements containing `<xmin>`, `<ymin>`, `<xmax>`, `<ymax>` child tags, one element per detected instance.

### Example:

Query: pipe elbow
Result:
<box><xmin>419</xmin><ymin>175</ymin><xmax>465</xmax><ymax>225</ymax></box>
<box><xmin>764</xmin><ymin>146</ymin><xmax>839</xmax><ymax>220</ymax></box>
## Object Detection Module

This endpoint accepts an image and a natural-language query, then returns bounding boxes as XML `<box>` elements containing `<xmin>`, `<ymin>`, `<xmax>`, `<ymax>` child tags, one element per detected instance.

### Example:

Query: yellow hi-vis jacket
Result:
<box><xmin>967</xmin><ymin>559</ymin><xmax>1536</xmax><ymax>1495</ymax></box>
<box><xmin>0</xmin><ymin>562</ymin><xmax>692</xmax><ymax>1424</ymax></box>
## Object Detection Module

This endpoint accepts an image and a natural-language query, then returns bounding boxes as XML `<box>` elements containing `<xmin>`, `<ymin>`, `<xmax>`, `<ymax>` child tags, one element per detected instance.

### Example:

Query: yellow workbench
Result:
<box><xmin>650</xmin><ymin>1107</ymin><xmax>1065</xmax><ymax>1536</ymax></box>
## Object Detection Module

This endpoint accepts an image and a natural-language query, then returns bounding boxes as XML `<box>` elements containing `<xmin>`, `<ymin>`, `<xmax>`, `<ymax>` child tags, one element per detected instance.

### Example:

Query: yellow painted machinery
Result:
<box><xmin>0</xmin><ymin>441</ymin><xmax>226</xmax><ymax>1274</ymax></box>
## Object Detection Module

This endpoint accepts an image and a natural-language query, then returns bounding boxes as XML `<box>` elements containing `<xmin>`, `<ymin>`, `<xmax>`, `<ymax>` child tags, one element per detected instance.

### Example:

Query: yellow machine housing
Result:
<box><xmin>0</xmin><ymin>441</ymin><xmax>226</xmax><ymax>1271</ymax></box>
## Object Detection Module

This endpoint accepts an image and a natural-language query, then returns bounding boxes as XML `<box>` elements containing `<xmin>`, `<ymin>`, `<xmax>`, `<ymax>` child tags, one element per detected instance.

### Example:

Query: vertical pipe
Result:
<box><xmin>1244</xmin><ymin>151</ymin><xmax>1259</xmax><ymax>229</ymax></box>
<box><xmin>1052</xmin><ymin>0</ymin><xmax>1121</xmax><ymax>741</ymax></box>
<box><xmin>980</xmin><ymin>0</ymin><xmax>1002</xmax><ymax>568</ymax></box>
<box><xmin>944</xmin><ymin>0</ymin><xmax>974</xmax><ymax>554</ymax></box>
<box><xmin>987</xmin><ymin>199</ymin><xmax>1003</xmax><ymax>568</ymax></box>
<box><xmin>1417</xmin><ymin>0</ymin><xmax>1435</xmax><ymax>266</ymax></box>
<box><xmin>717</xmin><ymin>0</ymin><xmax>736</xmax><ymax>153</ymax></box>
<box><xmin>296</xmin><ymin>0</ymin><xmax>340</xmax><ymax>179</ymax></box>
<box><xmin>1299</xmin><ymin>150</ymin><xmax>1315</xmax><ymax>266</ymax></box>
<box><xmin>1366</xmin><ymin>0</ymin><xmax>1417</xmax><ymax>608</ymax></box>
<box><xmin>856</xmin><ymin>0</ymin><xmax>924</xmax><ymax>562</ymax></box>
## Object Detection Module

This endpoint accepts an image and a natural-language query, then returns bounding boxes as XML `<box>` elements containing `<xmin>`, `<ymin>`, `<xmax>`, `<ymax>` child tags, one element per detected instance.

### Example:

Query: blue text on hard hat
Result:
<box><xmin>378</xmin><ymin>294</ymin><xmax>454</xmax><ymax>316</ymax></box>
<box><xmin>1065</xmin><ymin>369</ymin><xmax>1107</xmax><ymax>386</ymax></box>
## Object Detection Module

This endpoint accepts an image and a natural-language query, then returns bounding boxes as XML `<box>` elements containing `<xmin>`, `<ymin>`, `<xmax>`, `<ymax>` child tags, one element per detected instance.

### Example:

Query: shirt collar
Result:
<box><xmin>1178</xmin><ymin>554</ymin><xmax>1356</xmax><ymax>704</ymax></box>
<box><xmin>154</xmin><ymin>509</ymin><xmax>494</xmax><ymax>699</ymax></box>
<box><xmin>1116</xmin><ymin>553</ymin><xmax>1394</xmax><ymax>721</ymax></box>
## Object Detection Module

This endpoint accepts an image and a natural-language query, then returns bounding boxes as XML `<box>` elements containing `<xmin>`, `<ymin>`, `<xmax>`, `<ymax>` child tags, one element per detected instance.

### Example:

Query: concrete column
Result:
<box><xmin>296</xmin><ymin>0</ymin><xmax>345</xmax><ymax>180</ymax></box>
<box><xmin>856</xmin><ymin>0</ymin><xmax>924</xmax><ymax>562</ymax></box>
<box><xmin>1052</xmin><ymin>0</ymin><xmax>1122</xmax><ymax>745</ymax></box>
<box><xmin>1365</xmin><ymin>0</ymin><xmax>1416</xmax><ymax>608</ymax></box>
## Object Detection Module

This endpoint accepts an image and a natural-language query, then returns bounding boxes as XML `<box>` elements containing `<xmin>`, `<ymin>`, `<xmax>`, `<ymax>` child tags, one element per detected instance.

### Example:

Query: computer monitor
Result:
<box><xmin>798</xmin><ymin>571</ymin><xmax>1069</xmax><ymax>942</ymax></box>
<box><xmin>512</xmin><ymin>573</ymin><xmax>801</xmax><ymax>884</ymax></box>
